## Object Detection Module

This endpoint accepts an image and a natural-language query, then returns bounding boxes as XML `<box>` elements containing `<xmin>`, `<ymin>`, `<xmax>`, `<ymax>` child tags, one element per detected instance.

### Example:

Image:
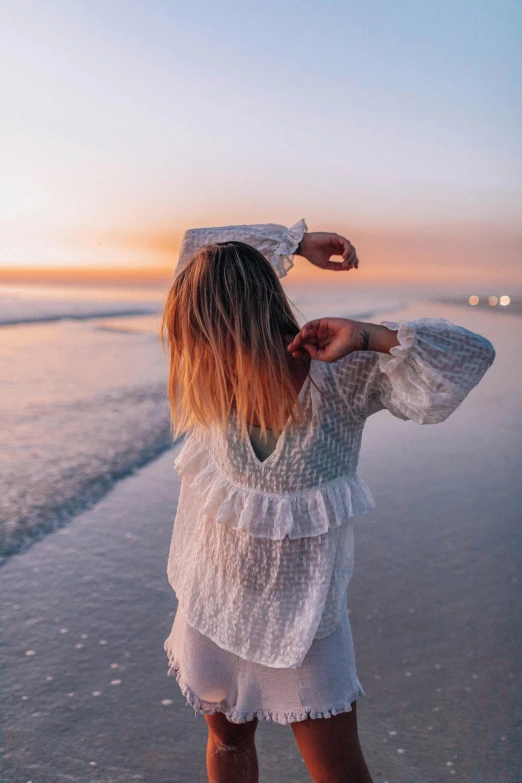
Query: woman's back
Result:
<box><xmin>246</xmin><ymin>424</ymin><xmax>278</xmax><ymax>462</ymax></box>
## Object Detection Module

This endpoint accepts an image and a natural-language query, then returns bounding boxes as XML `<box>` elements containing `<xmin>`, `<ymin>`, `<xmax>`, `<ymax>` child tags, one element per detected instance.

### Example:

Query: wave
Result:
<box><xmin>0</xmin><ymin>305</ymin><xmax>160</xmax><ymax>327</ymax></box>
<box><xmin>0</xmin><ymin>384</ymin><xmax>179</xmax><ymax>563</ymax></box>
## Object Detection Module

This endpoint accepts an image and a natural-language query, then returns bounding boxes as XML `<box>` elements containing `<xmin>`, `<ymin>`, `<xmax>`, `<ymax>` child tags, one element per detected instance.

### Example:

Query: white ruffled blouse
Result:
<box><xmin>166</xmin><ymin>219</ymin><xmax>496</xmax><ymax>669</ymax></box>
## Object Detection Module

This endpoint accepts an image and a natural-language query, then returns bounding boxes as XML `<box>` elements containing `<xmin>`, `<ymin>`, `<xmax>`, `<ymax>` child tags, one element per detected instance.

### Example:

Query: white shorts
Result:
<box><xmin>164</xmin><ymin>605</ymin><xmax>364</xmax><ymax>725</ymax></box>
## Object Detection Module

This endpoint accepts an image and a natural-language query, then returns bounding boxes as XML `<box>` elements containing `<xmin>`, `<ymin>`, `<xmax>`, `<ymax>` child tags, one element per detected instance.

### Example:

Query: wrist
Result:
<box><xmin>353</xmin><ymin>322</ymin><xmax>400</xmax><ymax>354</ymax></box>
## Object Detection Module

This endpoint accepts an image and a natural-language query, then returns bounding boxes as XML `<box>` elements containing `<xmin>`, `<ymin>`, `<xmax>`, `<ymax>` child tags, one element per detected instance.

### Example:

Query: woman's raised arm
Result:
<box><xmin>174</xmin><ymin>219</ymin><xmax>308</xmax><ymax>280</ymax></box>
<box><xmin>174</xmin><ymin>220</ymin><xmax>359</xmax><ymax>279</ymax></box>
<box><xmin>289</xmin><ymin>316</ymin><xmax>496</xmax><ymax>425</ymax></box>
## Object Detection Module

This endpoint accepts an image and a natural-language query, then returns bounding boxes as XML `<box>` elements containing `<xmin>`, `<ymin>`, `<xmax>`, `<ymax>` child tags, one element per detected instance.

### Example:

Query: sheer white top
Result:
<box><xmin>166</xmin><ymin>220</ymin><xmax>496</xmax><ymax>668</ymax></box>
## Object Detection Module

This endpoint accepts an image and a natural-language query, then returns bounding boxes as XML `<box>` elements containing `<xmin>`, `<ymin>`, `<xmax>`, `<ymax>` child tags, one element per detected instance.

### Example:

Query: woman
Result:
<box><xmin>161</xmin><ymin>219</ymin><xmax>495</xmax><ymax>783</ymax></box>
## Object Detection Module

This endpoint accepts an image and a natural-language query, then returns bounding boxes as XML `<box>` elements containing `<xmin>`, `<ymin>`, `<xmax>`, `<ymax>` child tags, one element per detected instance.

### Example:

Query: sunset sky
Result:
<box><xmin>1</xmin><ymin>1</ymin><xmax>521</xmax><ymax>288</ymax></box>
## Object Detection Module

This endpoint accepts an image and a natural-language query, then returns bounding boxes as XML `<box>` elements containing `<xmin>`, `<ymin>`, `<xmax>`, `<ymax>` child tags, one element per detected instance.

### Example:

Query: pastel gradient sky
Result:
<box><xmin>1</xmin><ymin>0</ymin><xmax>521</xmax><ymax>288</ymax></box>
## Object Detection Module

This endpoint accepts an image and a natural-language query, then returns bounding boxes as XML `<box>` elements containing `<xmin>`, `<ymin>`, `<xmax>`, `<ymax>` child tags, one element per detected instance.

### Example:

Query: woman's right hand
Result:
<box><xmin>287</xmin><ymin>318</ymin><xmax>362</xmax><ymax>362</ymax></box>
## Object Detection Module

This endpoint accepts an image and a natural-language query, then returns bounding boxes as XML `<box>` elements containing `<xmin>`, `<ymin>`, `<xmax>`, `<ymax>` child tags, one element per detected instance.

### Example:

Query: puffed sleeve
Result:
<box><xmin>335</xmin><ymin>317</ymin><xmax>496</xmax><ymax>424</ymax></box>
<box><xmin>174</xmin><ymin>219</ymin><xmax>308</xmax><ymax>280</ymax></box>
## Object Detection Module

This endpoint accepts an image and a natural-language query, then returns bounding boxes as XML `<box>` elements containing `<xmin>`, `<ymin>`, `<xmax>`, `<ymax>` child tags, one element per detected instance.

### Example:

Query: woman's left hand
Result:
<box><xmin>297</xmin><ymin>232</ymin><xmax>359</xmax><ymax>271</ymax></box>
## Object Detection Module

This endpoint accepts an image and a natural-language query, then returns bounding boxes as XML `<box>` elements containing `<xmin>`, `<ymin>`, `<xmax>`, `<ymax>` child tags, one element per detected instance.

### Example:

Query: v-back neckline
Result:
<box><xmin>243</xmin><ymin>360</ymin><xmax>314</xmax><ymax>469</ymax></box>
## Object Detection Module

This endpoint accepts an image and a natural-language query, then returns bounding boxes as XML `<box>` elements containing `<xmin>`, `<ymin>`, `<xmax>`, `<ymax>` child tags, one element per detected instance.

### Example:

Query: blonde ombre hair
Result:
<box><xmin>161</xmin><ymin>240</ymin><xmax>314</xmax><ymax>443</ymax></box>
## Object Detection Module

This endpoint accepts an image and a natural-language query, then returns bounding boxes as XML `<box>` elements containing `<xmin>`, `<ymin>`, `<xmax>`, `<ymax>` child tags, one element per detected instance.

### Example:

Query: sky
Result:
<box><xmin>1</xmin><ymin>0</ymin><xmax>521</xmax><ymax>289</ymax></box>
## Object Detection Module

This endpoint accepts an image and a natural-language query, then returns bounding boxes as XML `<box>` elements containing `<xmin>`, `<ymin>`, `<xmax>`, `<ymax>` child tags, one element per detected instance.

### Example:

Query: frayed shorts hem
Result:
<box><xmin>167</xmin><ymin>659</ymin><xmax>365</xmax><ymax>726</ymax></box>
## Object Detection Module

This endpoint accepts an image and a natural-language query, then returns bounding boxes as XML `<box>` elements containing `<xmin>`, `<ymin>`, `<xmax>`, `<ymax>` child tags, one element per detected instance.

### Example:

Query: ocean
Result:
<box><xmin>0</xmin><ymin>278</ymin><xmax>511</xmax><ymax>562</ymax></box>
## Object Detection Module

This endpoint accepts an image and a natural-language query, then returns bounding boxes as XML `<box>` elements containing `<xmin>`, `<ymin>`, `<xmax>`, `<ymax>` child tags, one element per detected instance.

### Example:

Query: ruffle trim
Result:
<box><xmin>165</xmin><ymin>657</ymin><xmax>364</xmax><ymax>726</ymax></box>
<box><xmin>271</xmin><ymin>218</ymin><xmax>308</xmax><ymax>279</ymax></box>
<box><xmin>173</xmin><ymin>437</ymin><xmax>376</xmax><ymax>541</ymax></box>
<box><xmin>377</xmin><ymin>319</ymin><xmax>418</xmax><ymax>375</ymax></box>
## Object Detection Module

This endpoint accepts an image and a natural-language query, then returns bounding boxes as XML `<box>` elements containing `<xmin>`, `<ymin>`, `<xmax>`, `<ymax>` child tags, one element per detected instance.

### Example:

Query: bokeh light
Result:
<box><xmin>499</xmin><ymin>295</ymin><xmax>511</xmax><ymax>306</ymax></box>
<box><xmin>488</xmin><ymin>296</ymin><xmax>499</xmax><ymax>306</ymax></box>
<box><xmin>468</xmin><ymin>295</ymin><xmax>479</xmax><ymax>305</ymax></box>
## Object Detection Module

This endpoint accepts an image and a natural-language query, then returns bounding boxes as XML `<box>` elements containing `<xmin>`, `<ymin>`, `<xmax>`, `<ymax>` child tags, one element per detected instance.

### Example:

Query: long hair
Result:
<box><xmin>161</xmin><ymin>240</ymin><xmax>314</xmax><ymax>443</ymax></box>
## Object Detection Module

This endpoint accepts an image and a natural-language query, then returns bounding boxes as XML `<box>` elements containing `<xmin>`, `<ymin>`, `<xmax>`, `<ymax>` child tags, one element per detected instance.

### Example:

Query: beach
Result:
<box><xmin>1</xmin><ymin>297</ymin><xmax>521</xmax><ymax>782</ymax></box>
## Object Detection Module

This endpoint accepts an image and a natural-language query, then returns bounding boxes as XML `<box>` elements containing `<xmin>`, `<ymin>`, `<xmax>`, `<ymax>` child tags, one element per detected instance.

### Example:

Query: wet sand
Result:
<box><xmin>1</xmin><ymin>301</ymin><xmax>520</xmax><ymax>783</ymax></box>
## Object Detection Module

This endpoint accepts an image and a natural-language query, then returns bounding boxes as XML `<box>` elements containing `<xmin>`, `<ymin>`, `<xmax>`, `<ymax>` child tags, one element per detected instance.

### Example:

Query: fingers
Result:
<box><xmin>287</xmin><ymin>321</ymin><xmax>342</xmax><ymax>361</ymax></box>
<box><xmin>287</xmin><ymin>332</ymin><xmax>313</xmax><ymax>352</ymax></box>
<box><xmin>289</xmin><ymin>345</ymin><xmax>317</xmax><ymax>359</ymax></box>
<box><xmin>287</xmin><ymin>336</ymin><xmax>318</xmax><ymax>358</ymax></box>
<box><xmin>325</xmin><ymin>260</ymin><xmax>352</xmax><ymax>272</ymax></box>
<box><xmin>292</xmin><ymin>322</ymin><xmax>319</xmax><ymax>345</ymax></box>
<box><xmin>287</xmin><ymin>321</ymin><xmax>322</xmax><ymax>356</ymax></box>
<box><xmin>335</xmin><ymin>235</ymin><xmax>359</xmax><ymax>270</ymax></box>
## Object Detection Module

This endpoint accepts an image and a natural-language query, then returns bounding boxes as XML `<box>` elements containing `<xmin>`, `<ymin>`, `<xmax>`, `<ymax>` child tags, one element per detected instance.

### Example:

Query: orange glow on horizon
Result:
<box><xmin>0</xmin><ymin>257</ymin><xmax>519</xmax><ymax>289</ymax></box>
<box><xmin>0</xmin><ymin>265</ymin><xmax>177</xmax><ymax>286</ymax></box>
<box><xmin>1</xmin><ymin>220</ymin><xmax>520</xmax><ymax>289</ymax></box>
<box><xmin>2</xmin><ymin>221</ymin><xmax>520</xmax><ymax>275</ymax></box>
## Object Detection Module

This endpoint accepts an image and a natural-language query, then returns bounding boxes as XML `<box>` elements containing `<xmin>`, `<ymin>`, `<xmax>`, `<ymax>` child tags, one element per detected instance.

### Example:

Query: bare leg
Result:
<box><xmin>204</xmin><ymin>712</ymin><xmax>259</xmax><ymax>783</ymax></box>
<box><xmin>291</xmin><ymin>701</ymin><xmax>373</xmax><ymax>783</ymax></box>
